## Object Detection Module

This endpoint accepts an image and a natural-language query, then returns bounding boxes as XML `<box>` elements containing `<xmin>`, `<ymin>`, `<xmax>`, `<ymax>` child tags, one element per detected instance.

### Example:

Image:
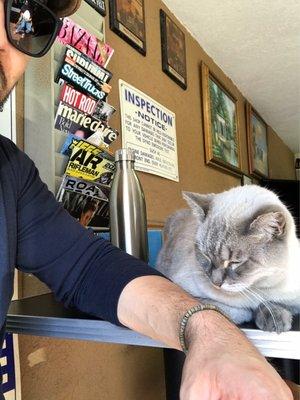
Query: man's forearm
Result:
<box><xmin>117</xmin><ymin>275</ymin><xmax>238</xmax><ymax>350</ymax></box>
<box><xmin>118</xmin><ymin>276</ymin><xmax>293</xmax><ymax>400</ymax></box>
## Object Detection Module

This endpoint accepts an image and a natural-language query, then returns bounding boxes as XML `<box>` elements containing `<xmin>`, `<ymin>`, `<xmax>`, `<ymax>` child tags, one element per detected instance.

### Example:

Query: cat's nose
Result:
<box><xmin>211</xmin><ymin>269</ymin><xmax>225</xmax><ymax>287</ymax></box>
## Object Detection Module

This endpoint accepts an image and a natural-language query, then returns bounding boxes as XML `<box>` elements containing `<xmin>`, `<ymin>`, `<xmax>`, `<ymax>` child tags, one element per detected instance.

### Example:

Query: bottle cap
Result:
<box><xmin>115</xmin><ymin>148</ymin><xmax>136</xmax><ymax>162</ymax></box>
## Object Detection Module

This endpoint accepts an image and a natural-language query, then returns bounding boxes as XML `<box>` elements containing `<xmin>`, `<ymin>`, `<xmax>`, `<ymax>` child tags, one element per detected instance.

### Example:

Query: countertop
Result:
<box><xmin>7</xmin><ymin>294</ymin><xmax>300</xmax><ymax>360</ymax></box>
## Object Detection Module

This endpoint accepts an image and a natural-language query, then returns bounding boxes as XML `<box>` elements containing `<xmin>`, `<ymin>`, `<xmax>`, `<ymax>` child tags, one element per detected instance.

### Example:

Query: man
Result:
<box><xmin>14</xmin><ymin>0</ymin><xmax>33</xmax><ymax>36</ymax></box>
<box><xmin>79</xmin><ymin>199</ymin><xmax>99</xmax><ymax>227</ymax></box>
<box><xmin>0</xmin><ymin>1</ymin><xmax>293</xmax><ymax>399</ymax></box>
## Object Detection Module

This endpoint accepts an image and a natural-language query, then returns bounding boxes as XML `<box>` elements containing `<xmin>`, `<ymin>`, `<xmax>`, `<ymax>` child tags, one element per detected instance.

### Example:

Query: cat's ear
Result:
<box><xmin>182</xmin><ymin>191</ymin><xmax>214</xmax><ymax>219</ymax></box>
<box><xmin>249</xmin><ymin>211</ymin><xmax>286</xmax><ymax>242</ymax></box>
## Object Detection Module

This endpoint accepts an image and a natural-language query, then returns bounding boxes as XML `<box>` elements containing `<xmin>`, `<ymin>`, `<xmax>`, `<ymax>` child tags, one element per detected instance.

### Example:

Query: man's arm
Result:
<box><xmin>118</xmin><ymin>276</ymin><xmax>293</xmax><ymax>400</ymax></box>
<box><xmin>6</xmin><ymin>138</ymin><xmax>163</xmax><ymax>325</ymax></box>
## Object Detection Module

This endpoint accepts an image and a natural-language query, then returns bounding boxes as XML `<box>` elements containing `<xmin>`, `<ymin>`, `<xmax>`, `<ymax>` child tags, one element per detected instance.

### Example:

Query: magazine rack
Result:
<box><xmin>24</xmin><ymin>2</ymin><xmax>105</xmax><ymax>194</ymax></box>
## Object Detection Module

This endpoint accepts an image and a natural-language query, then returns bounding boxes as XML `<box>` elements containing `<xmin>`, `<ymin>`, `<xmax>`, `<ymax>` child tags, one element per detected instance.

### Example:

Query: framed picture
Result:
<box><xmin>241</xmin><ymin>174</ymin><xmax>253</xmax><ymax>186</ymax></box>
<box><xmin>160</xmin><ymin>9</ymin><xmax>187</xmax><ymax>90</ymax></box>
<box><xmin>84</xmin><ymin>0</ymin><xmax>106</xmax><ymax>16</ymax></box>
<box><xmin>201</xmin><ymin>62</ymin><xmax>241</xmax><ymax>175</ymax></box>
<box><xmin>109</xmin><ymin>0</ymin><xmax>146</xmax><ymax>55</ymax></box>
<box><xmin>246</xmin><ymin>102</ymin><xmax>269</xmax><ymax>178</ymax></box>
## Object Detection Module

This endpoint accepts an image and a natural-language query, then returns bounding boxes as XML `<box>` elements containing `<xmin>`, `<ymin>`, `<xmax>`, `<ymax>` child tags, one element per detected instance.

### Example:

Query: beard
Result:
<box><xmin>0</xmin><ymin>61</ymin><xmax>9</xmax><ymax>111</ymax></box>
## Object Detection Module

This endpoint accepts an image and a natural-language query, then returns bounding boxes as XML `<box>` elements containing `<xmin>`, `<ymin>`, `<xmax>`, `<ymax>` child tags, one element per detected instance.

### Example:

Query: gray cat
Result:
<box><xmin>156</xmin><ymin>185</ymin><xmax>300</xmax><ymax>332</ymax></box>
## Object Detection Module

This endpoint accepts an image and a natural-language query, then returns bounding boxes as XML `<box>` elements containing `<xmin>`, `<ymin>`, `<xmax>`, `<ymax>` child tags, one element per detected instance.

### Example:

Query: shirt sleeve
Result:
<box><xmin>11</xmin><ymin>142</ymin><xmax>165</xmax><ymax>326</ymax></box>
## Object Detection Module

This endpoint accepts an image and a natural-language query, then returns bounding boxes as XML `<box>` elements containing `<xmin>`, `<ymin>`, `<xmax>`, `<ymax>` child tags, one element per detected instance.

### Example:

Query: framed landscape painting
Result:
<box><xmin>160</xmin><ymin>9</ymin><xmax>187</xmax><ymax>89</ymax></box>
<box><xmin>201</xmin><ymin>63</ymin><xmax>241</xmax><ymax>175</ymax></box>
<box><xmin>246</xmin><ymin>102</ymin><xmax>269</xmax><ymax>178</ymax></box>
<box><xmin>109</xmin><ymin>0</ymin><xmax>146</xmax><ymax>55</ymax></box>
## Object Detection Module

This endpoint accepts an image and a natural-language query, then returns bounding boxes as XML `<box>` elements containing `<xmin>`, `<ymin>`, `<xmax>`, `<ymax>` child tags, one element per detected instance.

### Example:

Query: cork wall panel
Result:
<box><xmin>19</xmin><ymin>336</ymin><xmax>165</xmax><ymax>400</ymax></box>
<box><xmin>106</xmin><ymin>0</ymin><xmax>257</xmax><ymax>227</ymax></box>
<box><xmin>268</xmin><ymin>128</ymin><xmax>296</xmax><ymax>180</ymax></box>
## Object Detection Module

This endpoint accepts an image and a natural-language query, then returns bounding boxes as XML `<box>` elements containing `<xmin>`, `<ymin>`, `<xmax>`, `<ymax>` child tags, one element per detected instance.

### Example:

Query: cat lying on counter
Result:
<box><xmin>156</xmin><ymin>185</ymin><xmax>300</xmax><ymax>333</ymax></box>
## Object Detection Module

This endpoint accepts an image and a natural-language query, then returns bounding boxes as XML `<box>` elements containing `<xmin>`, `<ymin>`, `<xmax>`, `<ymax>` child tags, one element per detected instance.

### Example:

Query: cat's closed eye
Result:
<box><xmin>194</xmin><ymin>245</ymin><xmax>211</xmax><ymax>272</ymax></box>
<box><xmin>229</xmin><ymin>261</ymin><xmax>242</xmax><ymax>269</ymax></box>
<box><xmin>229</xmin><ymin>258</ymin><xmax>248</xmax><ymax>270</ymax></box>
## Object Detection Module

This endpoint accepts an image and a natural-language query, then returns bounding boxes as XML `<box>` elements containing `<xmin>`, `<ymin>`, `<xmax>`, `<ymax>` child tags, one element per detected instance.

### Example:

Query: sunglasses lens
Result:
<box><xmin>8</xmin><ymin>1</ymin><xmax>57</xmax><ymax>56</ymax></box>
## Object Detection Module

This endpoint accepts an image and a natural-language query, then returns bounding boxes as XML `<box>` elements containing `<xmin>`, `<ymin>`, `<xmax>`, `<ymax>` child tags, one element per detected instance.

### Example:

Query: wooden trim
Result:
<box><xmin>148</xmin><ymin>220</ymin><xmax>165</xmax><ymax>229</ymax></box>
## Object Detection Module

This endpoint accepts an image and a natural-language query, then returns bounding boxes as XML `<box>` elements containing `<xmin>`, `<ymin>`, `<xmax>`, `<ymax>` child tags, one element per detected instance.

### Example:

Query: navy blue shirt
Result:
<box><xmin>0</xmin><ymin>135</ymin><xmax>163</xmax><ymax>393</ymax></box>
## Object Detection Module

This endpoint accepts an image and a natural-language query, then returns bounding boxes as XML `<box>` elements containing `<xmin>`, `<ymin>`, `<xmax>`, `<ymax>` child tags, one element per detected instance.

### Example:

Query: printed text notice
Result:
<box><xmin>119</xmin><ymin>80</ymin><xmax>179</xmax><ymax>181</ymax></box>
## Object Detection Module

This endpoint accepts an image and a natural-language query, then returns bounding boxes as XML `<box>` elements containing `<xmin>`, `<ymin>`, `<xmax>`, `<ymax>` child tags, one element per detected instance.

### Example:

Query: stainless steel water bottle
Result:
<box><xmin>110</xmin><ymin>149</ymin><xmax>149</xmax><ymax>262</ymax></box>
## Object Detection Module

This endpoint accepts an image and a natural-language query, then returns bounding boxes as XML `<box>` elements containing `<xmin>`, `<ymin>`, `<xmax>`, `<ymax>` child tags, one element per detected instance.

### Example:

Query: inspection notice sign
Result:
<box><xmin>119</xmin><ymin>80</ymin><xmax>179</xmax><ymax>181</ymax></box>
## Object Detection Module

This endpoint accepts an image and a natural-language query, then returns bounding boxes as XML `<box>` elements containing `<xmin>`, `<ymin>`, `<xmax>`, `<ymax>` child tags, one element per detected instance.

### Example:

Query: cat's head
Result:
<box><xmin>182</xmin><ymin>186</ymin><xmax>294</xmax><ymax>293</ymax></box>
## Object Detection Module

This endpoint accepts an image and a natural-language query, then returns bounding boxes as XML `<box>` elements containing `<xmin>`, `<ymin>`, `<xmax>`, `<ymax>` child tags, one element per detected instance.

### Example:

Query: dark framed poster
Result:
<box><xmin>109</xmin><ymin>0</ymin><xmax>146</xmax><ymax>55</ymax></box>
<box><xmin>246</xmin><ymin>102</ymin><xmax>269</xmax><ymax>178</ymax></box>
<box><xmin>84</xmin><ymin>0</ymin><xmax>106</xmax><ymax>16</ymax></box>
<box><xmin>160</xmin><ymin>9</ymin><xmax>187</xmax><ymax>90</ymax></box>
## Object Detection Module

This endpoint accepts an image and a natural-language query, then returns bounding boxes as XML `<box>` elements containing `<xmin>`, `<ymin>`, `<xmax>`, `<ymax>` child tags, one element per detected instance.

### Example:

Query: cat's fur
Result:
<box><xmin>156</xmin><ymin>185</ymin><xmax>300</xmax><ymax>332</ymax></box>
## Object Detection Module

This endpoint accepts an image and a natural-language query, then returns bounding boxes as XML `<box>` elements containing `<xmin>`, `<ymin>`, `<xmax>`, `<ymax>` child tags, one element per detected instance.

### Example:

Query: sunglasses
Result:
<box><xmin>4</xmin><ymin>0</ymin><xmax>63</xmax><ymax>57</ymax></box>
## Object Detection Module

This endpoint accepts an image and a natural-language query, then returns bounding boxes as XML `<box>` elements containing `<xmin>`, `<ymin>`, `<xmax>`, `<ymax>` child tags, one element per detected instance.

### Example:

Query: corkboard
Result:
<box><xmin>19</xmin><ymin>337</ymin><xmax>165</xmax><ymax>400</ymax></box>
<box><xmin>105</xmin><ymin>0</ymin><xmax>295</xmax><ymax>227</ymax></box>
<box><xmin>268</xmin><ymin>127</ymin><xmax>296</xmax><ymax>180</ymax></box>
<box><xmin>107</xmin><ymin>1</ymin><xmax>247</xmax><ymax>225</ymax></box>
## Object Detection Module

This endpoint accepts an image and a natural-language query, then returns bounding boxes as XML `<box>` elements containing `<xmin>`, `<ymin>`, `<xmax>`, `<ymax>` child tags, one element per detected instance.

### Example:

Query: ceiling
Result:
<box><xmin>163</xmin><ymin>0</ymin><xmax>300</xmax><ymax>153</ymax></box>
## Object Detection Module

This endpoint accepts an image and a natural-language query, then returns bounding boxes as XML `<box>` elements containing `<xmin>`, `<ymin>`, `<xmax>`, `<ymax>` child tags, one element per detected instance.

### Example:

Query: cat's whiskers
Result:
<box><xmin>241</xmin><ymin>283</ymin><xmax>283</xmax><ymax>313</ymax></box>
<box><xmin>242</xmin><ymin>286</ymin><xmax>279</xmax><ymax>333</ymax></box>
<box><xmin>238</xmin><ymin>289</ymin><xmax>259</xmax><ymax>309</ymax></box>
<box><xmin>251</xmin><ymin>284</ymin><xmax>283</xmax><ymax>300</ymax></box>
<box><xmin>239</xmin><ymin>290</ymin><xmax>272</xmax><ymax>328</ymax></box>
<box><xmin>251</xmin><ymin>285</ymin><xmax>288</xmax><ymax>311</ymax></box>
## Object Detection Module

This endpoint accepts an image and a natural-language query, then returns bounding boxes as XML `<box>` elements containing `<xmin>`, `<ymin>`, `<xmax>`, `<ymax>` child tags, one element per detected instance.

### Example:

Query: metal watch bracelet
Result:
<box><xmin>179</xmin><ymin>304</ymin><xmax>231</xmax><ymax>353</ymax></box>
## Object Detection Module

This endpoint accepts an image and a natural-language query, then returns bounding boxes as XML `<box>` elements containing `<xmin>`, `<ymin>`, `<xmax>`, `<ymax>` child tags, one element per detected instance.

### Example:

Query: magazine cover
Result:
<box><xmin>57</xmin><ymin>18</ymin><xmax>114</xmax><ymax>67</ymax></box>
<box><xmin>65</xmin><ymin>46</ymin><xmax>112</xmax><ymax>84</ymax></box>
<box><xmin>56</xmin><ymin>60</ymin><xmax>109</xmax><ymax>101</ymax></box>
<box><xmin>57</xmin><ymin>175</ymin><xmax>110</xmax><ymax>228</ymax></box>
<box><xmin>59</xmin><ymin>83</ymin><xmax>116</xmax><ymax>122</ymax></box>
<box><xmin>65</xmin><ymin>138</ymin><xmax>115</xmax><ymax>185</ymax></box>
<box><xmin>56</xmin><ymin>47</ymin><xmax>113</xmax><ymax>91</ymax></box>
<box><xmin>54</xmin><ymin>102</ymin><xmax>119</xmax><ymax>147</ymax></box>
<box><xmin>93</xmin><ymin>100</ymin><xmax>116</xmax><ymax>122</ymax></box>
<box><xmin>86</xmin><ymin>126</ymin><xmax>119</xmax><ymax>147</ymax></box>
<box><xmin>60</xmin><ymin>83</ymin><xmax>98</xmax><ymax>116</ymax></box>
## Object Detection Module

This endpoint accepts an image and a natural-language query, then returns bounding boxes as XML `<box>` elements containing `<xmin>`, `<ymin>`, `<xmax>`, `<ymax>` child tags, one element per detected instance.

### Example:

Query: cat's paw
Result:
<box><xmin>254</xmin><ymin>304</ymin><xmax>292</xmax><ymax>333</ymax></box>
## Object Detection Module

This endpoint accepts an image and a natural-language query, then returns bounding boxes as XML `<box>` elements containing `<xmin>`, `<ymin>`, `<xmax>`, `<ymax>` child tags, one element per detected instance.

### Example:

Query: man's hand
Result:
<box><xmin>118</xmin><ymin>276</ymin><xmax>293</xmax><ymax>400</ymax></box>
<box><xmin>181</xmin><ymin>311</ymin><xmax>293</xmax><ymax>400</ymax></box>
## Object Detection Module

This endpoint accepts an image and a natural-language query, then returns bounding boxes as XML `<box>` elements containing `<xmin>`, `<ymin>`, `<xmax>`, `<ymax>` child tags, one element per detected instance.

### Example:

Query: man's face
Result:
<box><xmin>74</xmin><ymin>129</ymin><xmax>86</xmax><ymax>139</ymax></box>
<box><xmin>0</xmin><ymin>0</ymin><xmax>29</xmax><ymax>108</ymax></box>
<box><xmin>79</xmin><ymin>210</ymin><xmax>96</xmax><ymax>227</ymax></box>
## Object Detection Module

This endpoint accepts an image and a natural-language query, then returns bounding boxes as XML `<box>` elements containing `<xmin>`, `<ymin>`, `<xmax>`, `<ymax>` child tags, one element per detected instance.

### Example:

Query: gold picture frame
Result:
<box><xmin>201</xmin><ymin>62</ymin><xmax>242</xmax><ymax>176</ymax></box>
